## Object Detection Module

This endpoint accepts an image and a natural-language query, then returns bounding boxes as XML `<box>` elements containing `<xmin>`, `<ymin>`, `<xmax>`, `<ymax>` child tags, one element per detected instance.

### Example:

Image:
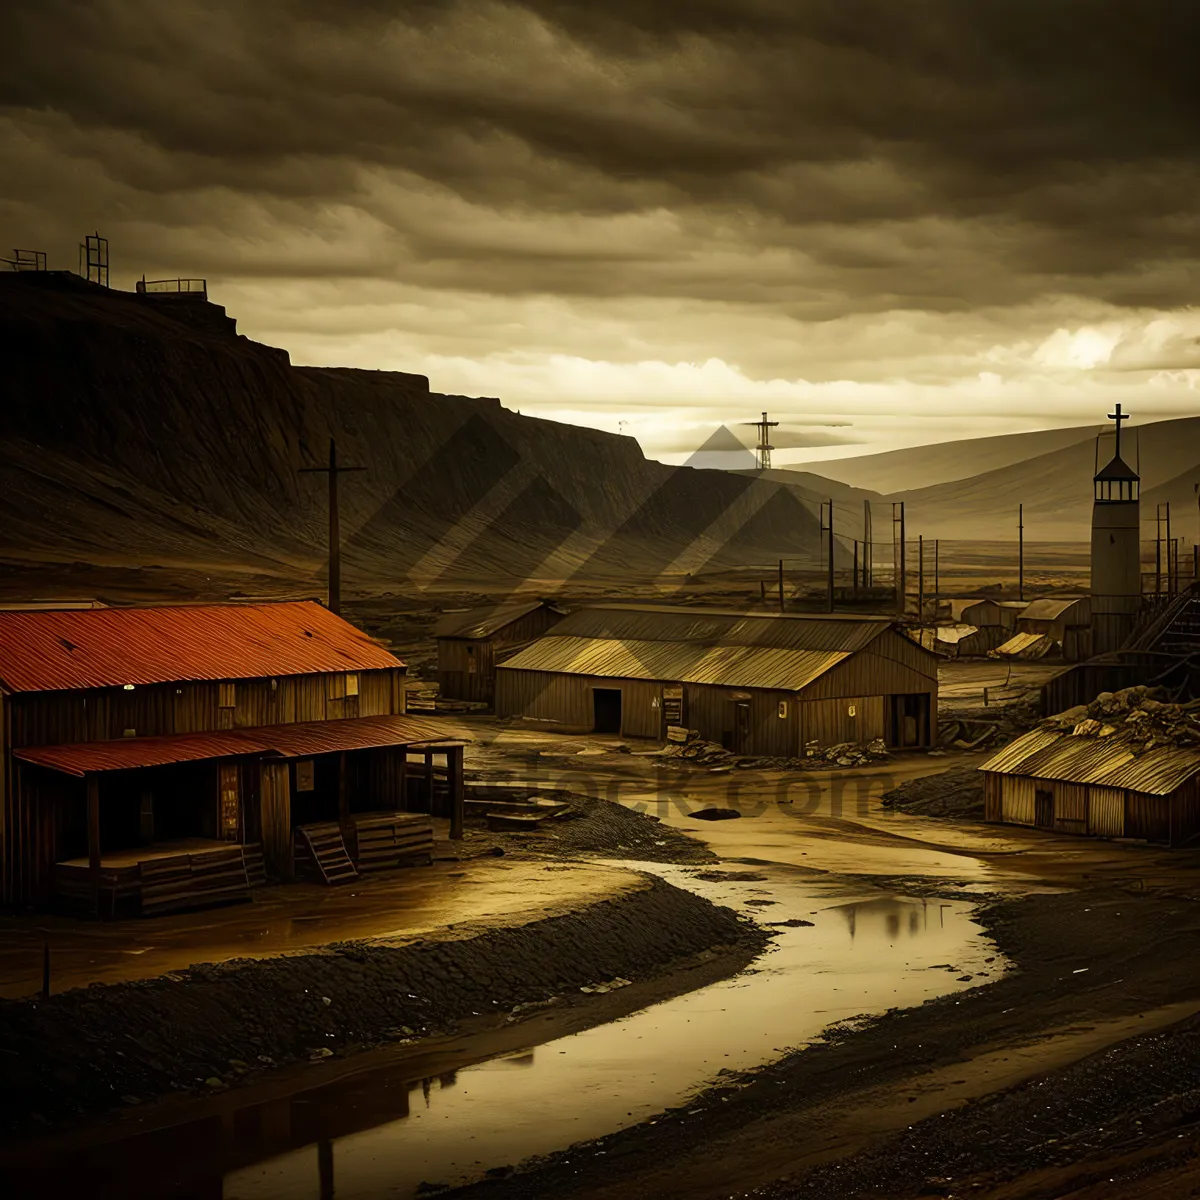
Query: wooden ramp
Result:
<box><xmin>295</xmin><ymin>823</ymin><xmax>359</xmax><ymax>886</ymax></box>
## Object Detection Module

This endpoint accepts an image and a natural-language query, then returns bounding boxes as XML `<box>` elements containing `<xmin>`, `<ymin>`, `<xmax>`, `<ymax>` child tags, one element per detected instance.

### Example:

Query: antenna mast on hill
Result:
<box><xmin>299</xmin><ymin>438</ymin><xmax>365</xmax><ymax>615</ymax></box>
<box><xmin>751</xmin><ymin>411</ymin><xmax>778</xmax><ymax>472</ymax></box>
<box><xmin>78</xmin><ymin>232</ymin><xmax>108</xmax><ymax>287</ymax></box>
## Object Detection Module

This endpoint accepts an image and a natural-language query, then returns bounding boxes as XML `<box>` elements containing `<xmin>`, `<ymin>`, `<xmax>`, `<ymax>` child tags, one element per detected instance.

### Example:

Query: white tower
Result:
<box><xmin>1090</xmin><ymin>403</ymin><xmax>1141</xmax><ymax>655</ymax></box>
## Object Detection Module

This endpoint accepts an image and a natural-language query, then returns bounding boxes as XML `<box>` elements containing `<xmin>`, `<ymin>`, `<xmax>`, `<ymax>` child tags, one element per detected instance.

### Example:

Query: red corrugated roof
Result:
<box><xmin>0</xmin><ymin>601</ymin><xmax>402</xmax><ymax>693</ymax></box>
<box><xmin>14</xmin><ymin>714</ymin><xmax>459</xmax><ymax>776</ymax></box>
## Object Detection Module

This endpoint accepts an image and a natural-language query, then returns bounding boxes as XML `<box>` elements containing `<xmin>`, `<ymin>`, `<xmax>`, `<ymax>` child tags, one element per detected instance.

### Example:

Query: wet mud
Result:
<box><xmin>0</xmin><ymin>874</ymin><xmax>763</xmax><ymax>1140</ymax></box>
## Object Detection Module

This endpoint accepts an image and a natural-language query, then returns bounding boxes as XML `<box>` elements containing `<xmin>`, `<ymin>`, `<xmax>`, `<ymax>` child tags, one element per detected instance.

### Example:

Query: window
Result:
<box><xmin>345</xmin><ymin>672</ymin><xmax>359</xmax><ymax>697</ymax></box>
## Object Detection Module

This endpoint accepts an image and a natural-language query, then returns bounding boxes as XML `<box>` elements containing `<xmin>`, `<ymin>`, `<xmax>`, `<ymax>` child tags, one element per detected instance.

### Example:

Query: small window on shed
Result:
<box><xmin>218</xmin><ymin>682</ymin><xmax>236</xmax><ymax>709</ymax></box>
<box><xmin>345</xmin><ymin>672</ymin><xmax>359</xmax><ymax>697</ymax></box>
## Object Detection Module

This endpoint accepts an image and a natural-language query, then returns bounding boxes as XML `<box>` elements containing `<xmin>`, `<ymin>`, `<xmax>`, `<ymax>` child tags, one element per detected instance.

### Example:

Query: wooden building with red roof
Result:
<box><xmin>0</xmin><ymin>601</ymin><xmax>464</xmax><ymax>913</ymax></box>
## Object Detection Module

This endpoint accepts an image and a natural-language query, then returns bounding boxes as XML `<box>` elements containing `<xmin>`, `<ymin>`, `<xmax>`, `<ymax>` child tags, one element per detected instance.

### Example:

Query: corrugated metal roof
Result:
<box><xmin>0</xmin><ymin>601</ymin><xmax>402</xmax><ymax>694</ymax></box>
<box><xmin>433</xmin><ymin>601</ymin><xmax>562</xmax><ymax>640</ymax></box>
<box><xmin>14</xmin><ymin>714</ymin><xmax>456</xmax><ymax>776</ymax></box>
<box><xmin>1019</xmin><ymin>597</ymin><xmax>1088</xmax><ymax>622</ymax></box>
<box><xmin>996</xmin><ymin>631</ymin><xmax>1055</xmax><ymax>658</ymax></box>
<box><xmin>548</xmin><ymin>606</ymin><xmax>893</xmax><ymax>654</ymax></box>
<box><xmin>499</xmin><ymin>635</ymin><xmax>847</xmax><ymax>691</ymax></box>
<box><xmin>980</xmin><ymin>727</ymin><xmax>1200</xmax><ymax>795</ymax></box>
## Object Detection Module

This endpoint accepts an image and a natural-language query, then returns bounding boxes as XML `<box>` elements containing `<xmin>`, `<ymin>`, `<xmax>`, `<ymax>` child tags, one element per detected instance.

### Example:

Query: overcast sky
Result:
<box><xmin>4</xmin><ymin>0</ymin><xmax>1200</xmax><ymax>463</ymax></box>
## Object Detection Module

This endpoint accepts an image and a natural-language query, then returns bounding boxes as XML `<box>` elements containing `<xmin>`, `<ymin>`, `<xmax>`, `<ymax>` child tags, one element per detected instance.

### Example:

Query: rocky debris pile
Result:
<box><xmin>880</xmin><ymin>764</ymin><xmax>985</xmax><ymax>818</ymax></box>
<box><xmin>1040</xmin><ymin>686</ymin><xmax>1200</xmax><ymax>750</ymax></box>
<box><xmin>938</xmin><ymin>696</ymin><xmax>1042</xmax><ymax>753</ymax></box>
<box><xmin>658</xmin><ymin>729</ymin><xmax>889</xmax><ymax>771</ymax></box>
<box><xmin>0</xmin><ymin>877</ymin><xmax>764</xmax><ymax>1137</ymax></box>
<box><xmin>403</xmin><ymin>681</ymin><xmax>488</xmax><ymax>715</ymax></box>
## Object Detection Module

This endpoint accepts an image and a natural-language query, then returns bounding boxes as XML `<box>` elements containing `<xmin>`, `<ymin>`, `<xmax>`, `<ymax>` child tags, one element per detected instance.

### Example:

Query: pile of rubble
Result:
<box><xmin>1039</xmin><ymin>685</ymin><xmax>1200</xmax><ymax>749</ymax></box>
<box><xmin>937</xmin><ymin>696</ymin><xmax>1042</xmax><ymax>753</ymax></box>
<box><xmin>657</xmin><ymin>728</ymin><xmax>890</xmax><ymax>771</ymax></box>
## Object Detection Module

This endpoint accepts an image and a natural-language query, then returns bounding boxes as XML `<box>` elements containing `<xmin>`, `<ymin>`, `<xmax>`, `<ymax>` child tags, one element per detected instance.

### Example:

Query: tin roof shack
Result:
<box><xmin>0</xmin><ymin>602</ymin><xmax>464</xmax><ymax>914</ymax></box>
<box><xmin>434</xmin><ymin>600</ymin><xmax>566</xmax><ymax>705</ymax></box>
<box><xmin>980</xmin><ymin>687</ymin><xmax>1200</xmax><ymax>844</ymax></box>
<box><xmin>996</xmin><ymin>597</ymin><xmax>1093</xmax><ymax>662</ymax></box>
<box><xmin>495</xmin><ymin>605</ymin><xmax>939</xmax><ymax>755</ymax></box>
<box><xmin>948</xmin><ymin>599</ymin><xmax>1026</xmax><ymax>629</ymax></box>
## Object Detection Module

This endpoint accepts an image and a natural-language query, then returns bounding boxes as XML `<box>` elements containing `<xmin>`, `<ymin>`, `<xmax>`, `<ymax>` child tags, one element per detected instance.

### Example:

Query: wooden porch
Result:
<box><xmin>55</xmin><ymin>839</ymin><xmax>265</xmax><ymax>918</ymax></box>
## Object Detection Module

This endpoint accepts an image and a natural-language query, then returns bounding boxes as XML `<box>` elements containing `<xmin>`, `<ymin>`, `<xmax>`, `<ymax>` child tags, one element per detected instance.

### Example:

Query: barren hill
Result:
<box><xmin>0</xmin><ymin>274</ymin><xmax>836</xmax><ymax>600</ymax></box>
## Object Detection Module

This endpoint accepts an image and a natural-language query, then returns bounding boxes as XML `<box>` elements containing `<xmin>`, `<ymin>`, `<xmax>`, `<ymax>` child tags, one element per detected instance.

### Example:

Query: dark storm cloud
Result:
<box><xmin>4</xmin><ymin>0</ymin><xmax>1200</xmax><ymax>310</ymax></box>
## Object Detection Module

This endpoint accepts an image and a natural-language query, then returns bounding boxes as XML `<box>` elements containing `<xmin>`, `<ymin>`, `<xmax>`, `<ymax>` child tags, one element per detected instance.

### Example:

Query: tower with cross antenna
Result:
<box><xmin>751</xmin><ymin>411</ymin><xmax>778</xmax><ymax>472</ymax></box>
<box><xmin>1090</xmin><ymin>402</ymin><xmax>1141</xmax><ymax>655</ymax></box>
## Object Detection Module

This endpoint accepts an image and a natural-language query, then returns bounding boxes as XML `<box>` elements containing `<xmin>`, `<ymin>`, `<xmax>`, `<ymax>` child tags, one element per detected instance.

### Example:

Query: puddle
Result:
<box><xmin>11</xmin><ymin>864</ymin><xmax>1001</xmax><ymax>1199</ymax></box>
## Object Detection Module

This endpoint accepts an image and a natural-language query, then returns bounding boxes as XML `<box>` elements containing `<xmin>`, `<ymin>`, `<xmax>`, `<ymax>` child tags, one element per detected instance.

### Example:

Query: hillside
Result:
<box><xmin>790</xmin><ymin>425</ymin><xmax>1102</xmax><ymax>493</ymax></box>
<box><xmin>890</xmin><ymin>417</ymin><xmax>1200</xmax><ymax>541</ymax></box>
<box><xmin>0</xmin><ymin>273</ymin><xmax>836</xmax><ymax>600</ymax></box>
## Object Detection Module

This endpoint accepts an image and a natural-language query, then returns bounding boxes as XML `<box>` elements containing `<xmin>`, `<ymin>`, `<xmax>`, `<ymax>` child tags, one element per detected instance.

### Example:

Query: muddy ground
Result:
<box><xmin>0</xmin><ymin>872</ymin><xmax>764</xmax><ymax>1140</ymax></box>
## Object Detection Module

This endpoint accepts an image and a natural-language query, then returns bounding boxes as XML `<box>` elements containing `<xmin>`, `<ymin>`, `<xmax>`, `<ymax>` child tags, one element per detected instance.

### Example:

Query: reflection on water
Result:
<box><xmin>8</xmin><ymin>866</ymin><xmax>1000</xmax><ymax>1200</ymax></box>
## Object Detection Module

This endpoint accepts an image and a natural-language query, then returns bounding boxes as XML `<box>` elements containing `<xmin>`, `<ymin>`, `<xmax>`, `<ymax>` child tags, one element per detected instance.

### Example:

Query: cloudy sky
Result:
<box><xmin>4</xmin><ymin>0</ymin><xmax>1200</xmax><ymax>464</ymax></box>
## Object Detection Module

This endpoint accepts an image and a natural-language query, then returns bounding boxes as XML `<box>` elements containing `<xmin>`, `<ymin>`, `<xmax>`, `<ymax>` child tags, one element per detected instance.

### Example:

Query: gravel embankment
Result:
<box><xmin>0</xmin><ymin>874</ymin><xmax>763</xmax><ymax>1138</ymax></box>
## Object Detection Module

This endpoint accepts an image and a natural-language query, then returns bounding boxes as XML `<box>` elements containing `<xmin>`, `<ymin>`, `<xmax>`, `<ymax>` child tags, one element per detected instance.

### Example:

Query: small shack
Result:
<box><xmin>0</xmin><ymin>602</ymin><xmax>464</xmax><ymax>914</ymax></box>
<box><xmin>495</xmin><ymin>605</ymin><xmax>940</xmax><ymax>754</ymax></box>
<box><xmin>948</xmin><ymin>599</ymin><xmax>1025</xmax><ymax>630</ymax></box>
<box><xmin>980</xmin><ymin>720</ymin><xmax>1200</xmax><ymax>845</ymax></box>
<box><xmin>435</xmin><ymin>600</ymin><xmax>566</xmax><ymax>705</ymax></box>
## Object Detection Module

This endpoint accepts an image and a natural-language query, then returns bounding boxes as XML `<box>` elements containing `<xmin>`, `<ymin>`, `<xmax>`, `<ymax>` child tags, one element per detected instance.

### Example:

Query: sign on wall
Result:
<box><xmin>218</xmin><ymin>762</ymin><xmax>239</xmax><ymax>841</ymax></box>
<box><xmin>296</xmin><ymin>759</ymin><xmax>315</xmax><ymax>792</ymax></box>
<box><xmin>663</xmin><ymin>684</ymin><xmax>683</xmax><ymax>726</ymax></box>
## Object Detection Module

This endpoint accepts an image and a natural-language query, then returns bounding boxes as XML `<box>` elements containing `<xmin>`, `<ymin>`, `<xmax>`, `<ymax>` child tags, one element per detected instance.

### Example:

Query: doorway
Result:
<box><xmin>888</xmin><ymin>694</ymin><xmax>930</xmax><ymax>748</ymax></box>
<box><xmin>1035</xmin><ymin>788</ymin><xmax>1054</xmax><ymax>829</ymax></box>
<box><xmin>593</xmin><ymin>688</ymin><xmax>622</xmax><ymax>734</ymax></box>
<box><xmin>722</xmin><ymin>700</ymin><xmax>751</xmax><ymax>754</ymax></box>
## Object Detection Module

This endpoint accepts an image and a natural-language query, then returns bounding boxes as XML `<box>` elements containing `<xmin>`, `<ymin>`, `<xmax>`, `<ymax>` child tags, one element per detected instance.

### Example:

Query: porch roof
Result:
<box><xmin>14</xmin><ymin>714</ymin><xmax>459</xmax><ymax>777</ymax></box>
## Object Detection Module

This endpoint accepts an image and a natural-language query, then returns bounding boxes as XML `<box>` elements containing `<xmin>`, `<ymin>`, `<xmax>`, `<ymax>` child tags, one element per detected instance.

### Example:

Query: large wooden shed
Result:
<box><xmin>434</xmin><ymin>600</ymin><xmax>566</xmax><ymax>705</ymax></box>
<box><xmin>495</xmin><ymin>605</ymin><xmax>939</xmax><ymax>755</ymax></box>
<box><xmin>979</xmin><ymin>727</ymin><xmax>1200</xmax><ymax>845</ymax></box>
<box><xmin>0</xmin><ymin>601</ymin><xmax>464</xmax><ymax>913</ymax></box>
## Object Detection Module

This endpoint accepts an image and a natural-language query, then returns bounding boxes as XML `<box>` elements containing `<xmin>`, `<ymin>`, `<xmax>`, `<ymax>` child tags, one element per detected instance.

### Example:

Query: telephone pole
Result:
<box><xmin>825</xmin><ymin>498</ymin><xmax>835</xmax><ymax>613</ymax></box>
<box><xmin>892</xmin><ymin>502</ymin><xmax>906</xmax><ymax>616</ymax></box>
<box><xmin>1018</xmin><ymin>503</ymin><xmax>1025</xmax><ymax>601</ymax></box>
<box><xmin>300</xmin><ymin>438</ymin><xmax>365</xmax><ymax>615</ymax></box>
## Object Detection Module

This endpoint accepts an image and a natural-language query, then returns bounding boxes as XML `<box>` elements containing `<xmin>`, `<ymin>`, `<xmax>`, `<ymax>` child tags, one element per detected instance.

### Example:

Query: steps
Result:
<box><xmin>294</xmin><ymin>823</ymin><xmax>359</xmax><ymax>886</ymax></box>
<box><xmin>242</xmin><ymin>843</ymin><xmax>267</xmax><ymax>888</ymax></box>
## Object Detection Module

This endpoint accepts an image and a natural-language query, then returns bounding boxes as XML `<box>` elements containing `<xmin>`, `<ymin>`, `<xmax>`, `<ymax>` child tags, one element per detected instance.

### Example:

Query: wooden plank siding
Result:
<box><xmin>259</xmin><ymin>761</ymin><xmax>293</xmax><ymax>880</ymax></box>
<box><xmin>983</xmin><ymin>772</ymin><xmax>1003</xmax><ymax>822</ymax></box>
<box><xmin>6</xmin><ymin>667</ymin><xmax>406</xmax><ymax>750</ymax></box>
<box><xmin>438</xmin><ymin>639</ymin><xmax>497</xmax><ymax>704</ymax></box>
<box><xmin>1001</xmin><ymin>775</ymin><xmax>1037</xmax><ymax>825</ymax></box>
<box><xmin>1053</xmin><ymin>781</ymin><xmax>1088</xmax><ymax>835</ymax></box>
<box><xmin>1087</xmin><ymin>785</ymin><xmax>1125</xmax><ymax>837</ymax></box>
<box><xmin>1126</xmin><ymin>791</ymin><xmax>1172</xmax><ymax>844</ymax></box>
<box><xmin>799</xmin><ymin>696</ymin><xmax>885</xmax><ymax>748</ymax></box>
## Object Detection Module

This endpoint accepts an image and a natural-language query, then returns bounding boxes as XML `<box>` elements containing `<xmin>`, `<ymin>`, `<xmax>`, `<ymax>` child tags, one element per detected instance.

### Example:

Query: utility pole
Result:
<box><xmin>1018</xmin><ymin>503</ymin><xmax>1025</xmax><ymax>601</ymax></box>
<box><xmin>1166</xmin><ymin>502</ymin><xmax>1173</xmax><ymax>597</ymax></box>
<box><xmin>826</xmin><ymin>498</ymin><xmax>835</xmax><ymax>613</ymax></box>
<box><xmin>853</xmin><ymin>541</ymin><xmax>859</xmax><ymax>600</ymax></box>
<box><xmin>862</xmin><ymin>499</ymin><xmax>873</xmax><ymax>589</ymax></box>
<box><xmin>918</xmin><ymin>535</ymin><xmax>925</xmax><ymax>622</ymax></box>
<box><xmin>934</xmin><ymin>538</ymin><xmax>940</xmax><ymax>618</ymax></box>
<box><xmin>1156</xmin><ymin>502</ymin><xmax>1165</xmax><ymax>596</ymax></box>
<box><xmin>300</xmin><ymin>438</ymin><xmax>364</xmax><ymax>615</ymax></box>
<box><xmin>892</xmin><ymin>502</ymin><xmax>906</xmax><ymax>616</ymax></box>
<box><xmin>778</xmin><ymin>559</ymin><xmax>785</xmax><ymax>612</ymax></box>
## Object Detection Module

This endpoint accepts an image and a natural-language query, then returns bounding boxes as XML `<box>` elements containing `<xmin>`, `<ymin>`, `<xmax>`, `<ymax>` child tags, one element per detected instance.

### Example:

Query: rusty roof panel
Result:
<box><xmin>14</xmin><ymin>714</ymin><xmax>455</xmax><ymax>776</ymax></box>
<box><xmin>499</xmin><ymin>635</ymin><xmax>847</xmax><ymax>691</ymax></box>
<box><xmin>980</xmin><ymin>727</ymin><xmax>1200</xmax><ymax>795</ymax></box>
<box><xmin>0</xmin><ymin>601</ymin><xmax>402</xmax><ymax>693</ymax></box>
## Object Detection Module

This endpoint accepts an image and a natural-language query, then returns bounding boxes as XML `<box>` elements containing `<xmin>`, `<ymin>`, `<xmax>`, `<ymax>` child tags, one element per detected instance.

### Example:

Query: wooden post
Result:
<box><xmin>778</xmin><ymin>559</ymin><xmax>785</xmax><ymax>612</ymax></box>
<box><xmin>337</xmin><ymin>751</ymin><xmax>349</xmax><ymax>824</ymax></box>
<box><xmin>1018</xmin><ymin>503</ymin><xmax>1024</xmax><ymax>601</ymax></box>
<box><xmin>1156</xmin><ymin>503</ymin><xmax>1164</xmax><ymax>596</ymax></box>
<box><xmin>934</xmin><ymin>539</ymin><xmax>940</xmax><ymax>616</ymax></box>
<box><xmin>918</xmin><ymin>535</ymin><xmax>924</xmax><ymax>622</ymax></box>
<box><xmin>1166</xmin><ymin>502</ymin><xmax>1173</xmax><ymax>596</ymax></box>
<box><xmin>449</xmin><ymin>746</ymin><xmax>464</xmax><ymax>841</ymax></box>
<box><xmin>299</xmin><ymin>438</ymin><xmax>364</xmax><ymax>616</ymax></box>
<box><xmin>893</xmin><ymin>502</ymin><xmax>906</xmax><ymax>616</ymax></box>
<box><xmin>87</xmin><ymin>774</ymin><xmax>101</xmax><ymax>914</ymax></box>
<box><xmin>852</xmin><ymin>540</ymin><xmax>859</xmax><ymax>599</ymax></box>
<box><xmin>826</xmin><ymin>498</ymin><xmax>835</xmax><ymax>613</ymax></box>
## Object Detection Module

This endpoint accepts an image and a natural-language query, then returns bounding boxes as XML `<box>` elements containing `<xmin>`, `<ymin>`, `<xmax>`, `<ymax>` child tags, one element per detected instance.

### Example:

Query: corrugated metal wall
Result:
<box><xmin>495</xmin><ymin>669</ymin><xmax>664</xmax><ymax>738</ymax></box>
<box><xmin>1001</xmin><ymin>776</ymin><xmax>1036</xmax><ymax>825</ymax></box>
<box><xmin>983</xmin><ymin>772</ymin><xmax>1003</xmax><ymax>821</ymax></box>
<box><xmin>1126</xmin><ymin>791</ymin><xmax>1171</xmax><ymax>843</ymax></box>
<box><xmin>1088</xmin><ymin>785</ymin><xmax>1125</xmax><ymax>837</ymax></box>
<box><xmin>1053</xmin><ymin>781</ymin><xmax>1088</xmax><ymax>834</ymax></box>
<box><xmin>8</xmin><ymin>668</ymin><xmax>403</xmax><ymax>749</ymax></box>
<box><xmin>1169</xmin><ymin>777</ymin><xmax>1200</xmax><ymax>846</ymax></box>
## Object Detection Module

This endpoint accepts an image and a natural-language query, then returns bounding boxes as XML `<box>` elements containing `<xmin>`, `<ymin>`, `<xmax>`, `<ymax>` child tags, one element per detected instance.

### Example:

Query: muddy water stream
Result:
<box><xmin>12</xmin><ymin>864</ymin><xmax>1000</xmax><ymax>1199</ymax></box>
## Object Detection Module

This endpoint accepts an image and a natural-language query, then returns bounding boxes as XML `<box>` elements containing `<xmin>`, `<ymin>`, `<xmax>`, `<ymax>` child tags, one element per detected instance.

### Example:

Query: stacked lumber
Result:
<box><xmin>295</xmin><ymin>823</ymin><xmax>359</xmax><ymax>885</ymax></box>
<box><xmin>351</xmin><ymin>812</ymin><xmax>435</xmax><ymax>872</ymax></box>
<box><xmin>139</xmin><ymin>845</ymin><xmax>251</xmax><ymax>917</ymax></box>
<box><xmin>54</xmin><ymin>863</ymin><xmax>138</xmax><ymax>918</ymax></box>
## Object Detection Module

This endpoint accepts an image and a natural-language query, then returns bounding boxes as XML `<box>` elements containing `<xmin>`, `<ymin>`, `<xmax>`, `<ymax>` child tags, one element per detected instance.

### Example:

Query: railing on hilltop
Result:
<box><xmin>1</xmin><ymin>249</ymin><xmax>47</xmax><ymax>272</ymax></box>
<box><xmin>135</xmin><ymin>277</ymin><xmax>208</xmax><ymax>298</ymax></box>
